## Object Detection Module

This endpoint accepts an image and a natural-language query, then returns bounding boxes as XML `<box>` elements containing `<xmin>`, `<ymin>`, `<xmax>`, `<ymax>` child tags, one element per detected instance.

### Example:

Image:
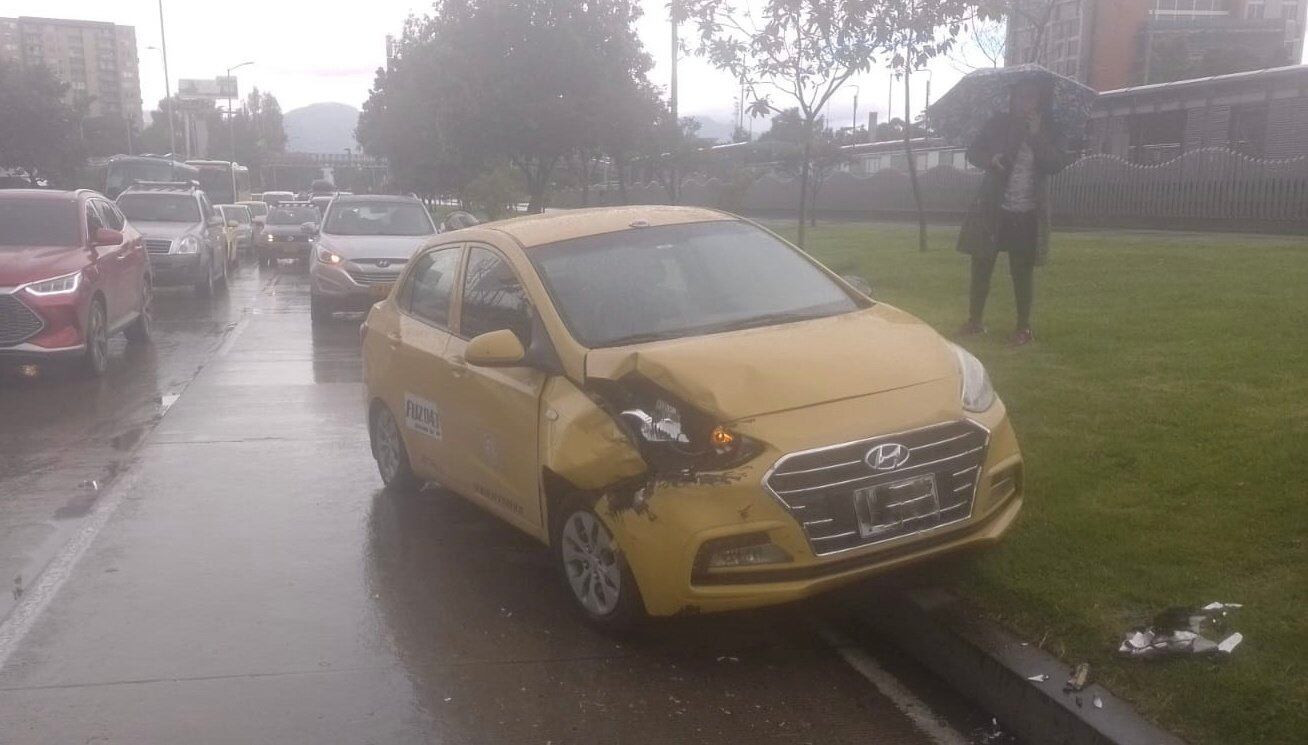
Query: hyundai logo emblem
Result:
<box><xmin>865</xmin><ymin>442</ymin><xmax>910</xmax><ymax>472</ymax></box>
<box><xmin>376</xmin><ymin>260</ymin><xmax>391</xmax><ymax>268</ymax></box>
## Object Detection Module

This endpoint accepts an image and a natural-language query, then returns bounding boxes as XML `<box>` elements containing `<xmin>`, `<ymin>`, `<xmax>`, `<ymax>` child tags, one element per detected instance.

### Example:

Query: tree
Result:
<box><xmin>875</xmin><ymin>0</ymin><xmax>973</xmax><ymax>251</ymax></box>
<box><xmin>761</xmin><ymin>109</ymin><xmax>849</xmax><ymax>227</ymax></box>
<box><xmin>0</xmin><ymin>60</ymin><xmax>81</xmax><ymax>186</ymax></box>
<box><xmin>684</xmin><ymin>0</ymin><xmax>880</xmax><ymax>247</ymax></box>
<box><xmin>361</xmin><ymin>0</ymin><xmax>657</xmax><ymax>213</ymax></box>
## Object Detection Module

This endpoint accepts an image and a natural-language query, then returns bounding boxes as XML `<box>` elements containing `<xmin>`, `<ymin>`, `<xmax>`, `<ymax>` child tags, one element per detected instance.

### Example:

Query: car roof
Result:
<box><xmin>483</xmin><ymin>205</ymin><xmax>731</xmax><ymax>249</ymax></box>
<box><xmin>329</xmin><ymin>194</ymin><xmax>419</xmax><ymax>205</ymax></box>
<box><xmin>0</xmin><ymin>188</ymin><xmax>87</xmax><ymax>202</ymax></box>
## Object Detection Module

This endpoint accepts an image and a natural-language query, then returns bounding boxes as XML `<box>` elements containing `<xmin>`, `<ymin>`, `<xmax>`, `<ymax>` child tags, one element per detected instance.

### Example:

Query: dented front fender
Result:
<box><xmin>539</xmin><ymin>377</ymin><xmax>646</xmax><ymax>492</ymax></box>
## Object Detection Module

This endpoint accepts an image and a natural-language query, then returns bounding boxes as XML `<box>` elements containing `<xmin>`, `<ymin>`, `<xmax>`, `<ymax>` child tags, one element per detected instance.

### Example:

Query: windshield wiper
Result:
<box><xmin>695</xmin><ymin>310</ymin><xmax>831</xmax><ymax>335</ymax></box>
<box><xmin>601</xmin><ymin>330</ymin><xmax>687</xmax><ymax>346</ymax></box>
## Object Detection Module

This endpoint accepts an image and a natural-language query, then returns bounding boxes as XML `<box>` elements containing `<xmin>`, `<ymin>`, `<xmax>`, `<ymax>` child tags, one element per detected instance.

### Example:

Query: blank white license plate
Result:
<box><xmin>852</xmin><ymin>474</ymin><xmax>939</xmax><ymax>539</ymax></box>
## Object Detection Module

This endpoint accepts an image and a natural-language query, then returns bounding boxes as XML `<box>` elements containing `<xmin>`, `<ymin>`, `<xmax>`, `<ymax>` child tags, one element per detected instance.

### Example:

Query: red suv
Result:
<box><xmin>0</xmin><ymin>189</ymin><xmax>152</xmax><ymax>375</ymax></box>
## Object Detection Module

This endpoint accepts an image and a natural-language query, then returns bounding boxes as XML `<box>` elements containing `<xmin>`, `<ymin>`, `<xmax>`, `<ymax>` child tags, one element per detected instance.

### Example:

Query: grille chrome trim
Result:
<box><xmin>763</xmin><ymin>420</ymin><xmax>991</xmax><ymax>557</ymax></box>
<box><xmin>0</xmin><ymin>292</ymin><xmax>45</xmax><ymax>346</ymax></box>
<box><xmin>144</xmin><ymin>239</ymin><xmax>172</xmax><ymax>254</ymax></box>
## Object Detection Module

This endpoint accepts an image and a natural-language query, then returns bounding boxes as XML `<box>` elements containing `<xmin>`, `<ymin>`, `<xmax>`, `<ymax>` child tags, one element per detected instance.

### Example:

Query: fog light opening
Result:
<box><xmin>699</xmin><ymin>532</ymin><xmax>793</xmax><ymax>571</ymax></box>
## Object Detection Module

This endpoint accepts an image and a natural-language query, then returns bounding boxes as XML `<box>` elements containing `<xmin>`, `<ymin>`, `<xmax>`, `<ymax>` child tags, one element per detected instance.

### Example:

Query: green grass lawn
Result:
<box><xmin>776</xmin><ymin>220</ymin><xmax>1308</xmax><ymax>745</ymax></box>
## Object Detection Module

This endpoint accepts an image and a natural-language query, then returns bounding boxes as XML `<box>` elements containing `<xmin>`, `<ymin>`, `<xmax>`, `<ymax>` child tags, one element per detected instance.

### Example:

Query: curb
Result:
<box><xmin>848</xmin><ymin>586</ymin><xmax>1186</xmax><ymax>745</ymax></box>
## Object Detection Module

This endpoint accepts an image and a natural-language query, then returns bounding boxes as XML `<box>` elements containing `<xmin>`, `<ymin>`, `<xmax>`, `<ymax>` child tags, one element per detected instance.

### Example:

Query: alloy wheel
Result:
<box><xmin>560</xmin><ymin>511</ymin><xmax>622</xmax><ymax>616</ymax></box>
<box><xmin>374</xmin><ymin>408</ymin><xmax>404</xmax><ymax>484</ymax></box>
<box><xmin>85</xmin><ymin>301</ymin><xmax>108</xmax><ymax>375</ymax></box>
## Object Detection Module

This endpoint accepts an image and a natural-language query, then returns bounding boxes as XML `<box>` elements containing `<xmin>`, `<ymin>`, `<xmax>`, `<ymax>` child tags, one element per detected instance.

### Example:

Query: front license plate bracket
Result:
<box><xmin>852</xmin><ymin>474</ymin><xmax>940</xmax><ymax>539</ymax></box>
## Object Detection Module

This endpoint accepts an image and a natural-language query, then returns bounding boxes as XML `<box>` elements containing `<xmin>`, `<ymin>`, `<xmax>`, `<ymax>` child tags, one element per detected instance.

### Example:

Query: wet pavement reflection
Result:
<box><xmin>0</xmin><ymin>254</ymin><xmax>999</xmax><ymax>743</ymax></box>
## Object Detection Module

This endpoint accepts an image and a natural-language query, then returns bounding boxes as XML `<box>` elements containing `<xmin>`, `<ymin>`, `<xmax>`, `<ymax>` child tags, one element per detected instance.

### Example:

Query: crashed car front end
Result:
<box><xmin>540</xmin><ymin>310</ymin><xmax>1024</xmax><ymax>617</ymax></box>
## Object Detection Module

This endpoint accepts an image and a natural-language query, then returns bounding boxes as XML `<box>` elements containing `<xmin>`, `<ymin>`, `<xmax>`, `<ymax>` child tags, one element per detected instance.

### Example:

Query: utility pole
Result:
<box><xmin>157</xmin><ymin>0</ymin><xmax>176</xmax><ymax>155</ymax></box>
<box><xmin>669</xmin><ymin>0</ymin><xmax>679</xmax><ymax>205</ymax></box>
<box><xmin>225</xmin><ymin>61</ymin><xmax>254</xmax><ymax>201</ymax></box>
<box><xmin>851</xmin><ymin>85</ymin><xmax>860</xmax><ymax>138</ymax></box>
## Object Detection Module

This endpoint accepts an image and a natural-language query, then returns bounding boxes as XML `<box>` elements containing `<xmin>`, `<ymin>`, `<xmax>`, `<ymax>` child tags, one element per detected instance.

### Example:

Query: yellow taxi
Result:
<box><xmin>362</xmin><ymin>206</ymin><xmax>1023</xmax><ymax>627</ymax></box>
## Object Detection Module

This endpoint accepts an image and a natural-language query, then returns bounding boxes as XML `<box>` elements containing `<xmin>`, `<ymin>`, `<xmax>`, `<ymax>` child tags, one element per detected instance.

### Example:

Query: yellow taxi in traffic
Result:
<box><xmin>362</xmin><ymin>206</ymin><xmax>1024</xmax><ymax>627</ymax></box>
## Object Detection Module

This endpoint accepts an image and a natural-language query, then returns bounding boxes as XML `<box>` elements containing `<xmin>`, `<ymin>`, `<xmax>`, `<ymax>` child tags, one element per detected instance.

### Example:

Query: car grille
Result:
<box><xmin>0</xmin><ymin>293</ymin><xmax>45</xmax><ymax>346</ymax></box>
<box><xmin>145</xmin><ymin>239</ymin><xmax>172</xmax><ymax>254</ymax></box>
<box><xmin>763</xmin><ymin>420</ymin><xmax>990</xmax><ymax>556</ymax></box>
<box><xmin>347</xmin><ymin>269</ymin><xmax>400</xmax><ymax>285</ymax></box>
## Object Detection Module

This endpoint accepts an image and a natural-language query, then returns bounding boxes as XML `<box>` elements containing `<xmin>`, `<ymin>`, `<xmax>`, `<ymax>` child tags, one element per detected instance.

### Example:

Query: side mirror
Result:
<box><xmin>300</xmin><ymin>222</ymin><xmax>319</xmax><ymax>236</ymax></box>
<box><xmin>226</xmin><ymin>219</ymin><xmax>240</xmax><ymax>228</ymax></box>
<box><xmin>841</xmin><ymin>274</ymin><xmax>873</xmax><ymax>296</ymax></box>
<box><xmin>464</xmin><ymin>329</ymin><xmax>526</xmax><ymax>367</ymax></box>
<box><xmin>92</xmin><ymin>227</ymin><xmax>124</xmax><ymax>247</ymax></box>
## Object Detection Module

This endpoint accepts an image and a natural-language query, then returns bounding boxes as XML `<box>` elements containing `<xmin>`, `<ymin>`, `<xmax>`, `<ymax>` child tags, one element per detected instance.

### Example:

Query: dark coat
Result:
<box><xmin>956</xmin><ymin>113</ymin><xmax>1072</xmax><ymax>265</ymax></box>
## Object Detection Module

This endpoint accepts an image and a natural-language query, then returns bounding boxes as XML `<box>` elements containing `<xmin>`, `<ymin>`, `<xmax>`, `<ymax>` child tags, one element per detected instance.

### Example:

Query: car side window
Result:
<box><xmin>405</xmin><ymin>247</ymin><xmax>462</xmax><ymax>329</ymax></box>
<box><xmin>198</xmin><ymin>195</ymin><xmax>213</xmax><ymax>222</ymax></box>
<box><xmin>85</xmin><ymin>201</ymin><xmax>104</xmax><ymax>236</ymax></box>
<box><xmin>460</xmin><ymin>246</ymin><xmax>532</xmax><ymax>345</ymax></box>
<box><xmin>104</xmin><ymin>201</ymin><xmax>125</xmax><ymax>230</ymax></box>
<box><xmin>91</xmin><ymin>200</ymin><xmax>123</xmax><ymax>230</ymax></box>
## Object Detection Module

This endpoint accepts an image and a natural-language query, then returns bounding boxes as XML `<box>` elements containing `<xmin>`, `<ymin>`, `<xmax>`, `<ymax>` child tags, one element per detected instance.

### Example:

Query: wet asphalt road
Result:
<box><xmin>0</xmin><ymin>257</ymin><xmax>1005</xmax><ymax>744</ymax></box>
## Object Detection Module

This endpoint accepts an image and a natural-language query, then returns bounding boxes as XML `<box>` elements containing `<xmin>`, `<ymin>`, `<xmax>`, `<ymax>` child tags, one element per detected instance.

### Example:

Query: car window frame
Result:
<box><xmin>454</xmin><ymin>243</ymin><xmax>534</xmax><ymax>345</ymax></box>
<box><xmin>398</xmin><ymin>243</ymin><xmax>466</xmax><ymax>332</ymax></box>
<box><xmin>89</xmin><ymin>198</ymin><xmax>124</xmax><ymax>231</ymax></box>
<box><xmin>84</xmin><ymin>198</ymin><xmax>105</xmax><ymax>238</ymax></box>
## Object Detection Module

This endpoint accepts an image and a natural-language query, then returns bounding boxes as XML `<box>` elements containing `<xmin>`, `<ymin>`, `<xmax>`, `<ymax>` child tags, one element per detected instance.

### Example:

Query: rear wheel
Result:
<box><xmin>124</xmin><ymin>282</ymin><xmax>152</xmax><ymax>344</ymax></box>
<box><xmin>371</xmin><ymin>404</ymin><xmax>418</xmax><ymax>491</ymax></box>
<box><xmin>554</xmin><ymin>505</ymin><xmax>645</xmax><ymax>630</ymax></box>
<box><xmin>82</xmin><ymin>299</ymin><xmax>109</xmax><ymax>377</ymax></box>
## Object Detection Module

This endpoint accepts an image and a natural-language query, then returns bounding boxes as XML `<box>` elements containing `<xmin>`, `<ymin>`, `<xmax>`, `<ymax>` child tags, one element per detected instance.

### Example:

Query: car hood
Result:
<box><xmin>583</xmin><ymin>304</ymin><xmax>959</xmax><ymax>421</ymax></box>
<box><xmin>133</xmin><ymin>221</ymin><xmax>202</xmax><ymax>241</ymax></box>
<box><xmin>0</xmin><ymin>246</ymin><xmax>88</xmax><ymax>287</ymax></box>
<box><xmin>316</xmin><ymin>233</ymin><xmax>433</xmax><ymax>260</ymax></box>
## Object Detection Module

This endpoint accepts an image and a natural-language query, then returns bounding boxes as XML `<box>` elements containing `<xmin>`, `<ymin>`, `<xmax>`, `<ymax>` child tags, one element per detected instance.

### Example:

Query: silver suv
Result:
<box><xmin>309</xmin><ymin>195</ymin><xmax>437</xmax><ymax>322</ymax></box>
<box><xmin>116</xmin><ymin>182</ymin><xmax>229</xmax><ymax>295</ymax></box>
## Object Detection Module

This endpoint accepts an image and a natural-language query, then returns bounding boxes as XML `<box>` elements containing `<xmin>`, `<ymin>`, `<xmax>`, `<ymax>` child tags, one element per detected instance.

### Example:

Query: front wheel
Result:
<box><xmin>195</xmin><ymin>257</ymin><xmax>214</xmax><ymax>296</ymax></box>
<box><xmin>371</xmin><ymin>404</ymin><xmax>418</xmax><ymax>491</ymax></box>
<box><xmin>554</xmin><ymin>505</ymin><xmax>645</xmax><ymax>630</ymax></box>
<box><xmin>124</xmin><ymin>282</ymin><xmax>152</xmax><ymax>344</ymax></box>
<box><xmin>82</xmin><ymin>299</ymin><xmax>109</xmax><ymax>376</ymax></box>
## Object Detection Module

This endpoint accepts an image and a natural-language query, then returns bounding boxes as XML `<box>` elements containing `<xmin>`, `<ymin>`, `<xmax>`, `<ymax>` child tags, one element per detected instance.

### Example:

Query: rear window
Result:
<box><xmin>0</xmin><ymin>200</ymin><xmax>80</xmax><ymax>248</ymax></box>
<box><xmin>118</xmin><ymin>193</ymin><xmax>201</xmax><ymax>223</ymax></box>
<box><xmin>269</xmin><ymin>205</ymin><xmax>320</xmax><ymax>225</ymax></box>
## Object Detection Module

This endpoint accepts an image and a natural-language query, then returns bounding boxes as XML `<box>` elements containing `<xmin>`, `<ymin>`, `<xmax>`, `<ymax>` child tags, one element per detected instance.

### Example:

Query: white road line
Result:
<box><xmin>815</xmin><ymin>623</ymin><xmax>970</xmax><ymax>745</ymax></box>
<box><xmin>0</xmin><ymin>313</ymin><xmax>252</xmax><ymax>670</ymax></box>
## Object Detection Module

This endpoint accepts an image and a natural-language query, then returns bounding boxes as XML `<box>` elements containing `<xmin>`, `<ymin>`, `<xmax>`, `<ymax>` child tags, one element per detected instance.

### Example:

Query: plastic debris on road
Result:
<box><xmin>1119</xmin><ymin>602</ymin><xmax>1244</xmax><ymax>658</ymax></box>
<box><xmin>1064</xmin><ymin>662</ymin><xmax>1090</xmax><ymax>692</ymax></box>
<box><xmin>1026</xmin><ymin>673</ymin><xmax>1049</xmax><ymax>682</ymax></box>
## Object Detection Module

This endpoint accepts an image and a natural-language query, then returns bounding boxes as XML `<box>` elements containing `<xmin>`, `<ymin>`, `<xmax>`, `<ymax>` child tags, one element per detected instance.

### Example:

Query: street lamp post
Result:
<box><xmin>154</xmin><ymin>2</ymin><xmax>176</xmax><ymax>156</ymax></box>
<box><xmin>225</xmin><ymin>61</ymin><xmax>254</xmax><ymax>201</ymax></box>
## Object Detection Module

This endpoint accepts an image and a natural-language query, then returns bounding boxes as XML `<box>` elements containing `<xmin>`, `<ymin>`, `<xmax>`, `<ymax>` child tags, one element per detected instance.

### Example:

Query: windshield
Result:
<box><xmin>242</xmin><ymin>202</ymin><xmax>268</xmax><ymax>217</ymax></box>
<box><xmin>529</xmin><ymin>221</ymin><xmax>861</xmax><ymax>348</ymax></box>
<box><xmin>0</xmin><ymin>200</ymin><xmax>80</xmax><ymax>247</ymax></box>
<box><xmin>269</xmin><ymin>205</ymin><xmax>320</xmax><ymax>225</ymax></box>
<box><xmin>194</xmin><ymin>167</ymin><xmax>234</xmax><ymax>205</ymax></box>
<box><xmin>324</xmin><ymin>202</ymin><xmax>435</xmax><ymax>236</ymax></box>
<box><xmin>118</xmin><ymin>194</ymin><xmax>201</xmax><ymax>223</ymax></box>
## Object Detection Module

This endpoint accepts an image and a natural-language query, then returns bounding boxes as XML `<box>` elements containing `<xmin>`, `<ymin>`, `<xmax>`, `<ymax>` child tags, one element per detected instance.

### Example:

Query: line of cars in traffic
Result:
<box><xmin>1</xmin><ymin>168</ymin><xmax>475</xmax><ymax>375</ymax></box>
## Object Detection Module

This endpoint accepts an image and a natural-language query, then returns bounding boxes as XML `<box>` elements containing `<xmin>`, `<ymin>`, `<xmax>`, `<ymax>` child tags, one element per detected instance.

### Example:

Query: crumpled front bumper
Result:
<box><xmin>599</xmin><ymin>378</ymin><xmax>1024</xmax><ymax>617</ymax></box>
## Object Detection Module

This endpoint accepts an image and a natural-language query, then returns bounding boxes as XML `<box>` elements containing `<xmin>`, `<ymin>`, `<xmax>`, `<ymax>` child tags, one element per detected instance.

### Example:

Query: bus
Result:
<box><xmin>186</xmin><ymin>160</ymin><xmax>252</xmax><ymax>205</ymax></box>
<box><xmin>102</xmin><ymin>155</ymin><xmax>201</xmax><ymax>199</ymax></box>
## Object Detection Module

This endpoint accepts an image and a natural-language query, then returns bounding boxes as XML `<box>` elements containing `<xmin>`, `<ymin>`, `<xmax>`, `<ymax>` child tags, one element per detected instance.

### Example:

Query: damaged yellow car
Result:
<box><xmin>362</xmin><ymin>206</ymin><xmax>1023</xmax><ymax>627</ymax></box>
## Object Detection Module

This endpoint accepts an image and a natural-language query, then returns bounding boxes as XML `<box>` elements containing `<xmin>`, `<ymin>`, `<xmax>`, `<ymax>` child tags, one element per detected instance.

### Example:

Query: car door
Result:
<box><xmin>390</xmin><ymin>244</ymin><xmax>466</xmax><ymax>485</ymax></box>
<box><xmin>85</xmin><ymin>199</ymin><xmax>128</xmax><ymax>324</ymax></box>
<box><xmin>96</xmin><ymin>199</ymin><xmax>145</xmax><ymax>325</ymax></box>
<box><xmin>442</xmin><ymin>243</ymin><xmax>548</xmax><ymax>533</ymax></box>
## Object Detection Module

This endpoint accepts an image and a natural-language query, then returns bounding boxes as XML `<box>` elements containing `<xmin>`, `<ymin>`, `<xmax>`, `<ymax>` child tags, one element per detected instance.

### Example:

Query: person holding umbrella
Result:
<box><xmin>954</xmin><ymin>77</ymin><xmax>1070</xmax><ymax>345</ymax></box>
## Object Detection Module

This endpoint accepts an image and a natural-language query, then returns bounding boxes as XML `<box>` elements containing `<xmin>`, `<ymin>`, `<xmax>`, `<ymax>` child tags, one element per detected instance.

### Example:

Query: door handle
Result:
<box><xmin>450</xmin><ymin>355</ymin><xmax>467</xmax><ymax>378</ymax></box>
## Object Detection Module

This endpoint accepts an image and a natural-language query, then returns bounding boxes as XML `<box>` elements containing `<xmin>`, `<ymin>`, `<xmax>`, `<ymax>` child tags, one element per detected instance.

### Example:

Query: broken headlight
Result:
<box><xmin>608</xmin><ymin>390</ymin><xmax>758</xmax><ymax>472</ymax></box>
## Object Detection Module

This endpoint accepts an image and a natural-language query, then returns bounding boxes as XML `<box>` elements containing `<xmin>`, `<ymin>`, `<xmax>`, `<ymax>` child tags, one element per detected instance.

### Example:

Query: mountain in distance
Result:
<box><xmin>283</xmin><ymin>102</ymin><xmax>361</xmax><ymax>154</ymax></box>
<box><xmin>688</xmin><ymin>114</ymin><xmax>736</xmax><ymax>144</ymax></box>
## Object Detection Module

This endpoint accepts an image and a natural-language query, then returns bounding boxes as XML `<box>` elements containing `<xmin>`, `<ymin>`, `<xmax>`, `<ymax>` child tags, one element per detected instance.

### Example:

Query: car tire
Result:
<box><xmin>552</xmin><ymin>503</ymin><xmax>645</xmax><ymax>631</ymax></box>
<box><xmin>82</xmin><ymin>299</ymin><xmax>109</xmax><ymax>377</ymax></box>
<box><xmin>216</xmin><ymin>250</ymin><xmax>229</xmax><ymax>289</ymax></box>
<box><xmin>124</xmin><ymin>282</ymin><xmax>152</xmax><ymax>344</ymax></box>
<box><xmin>195</xmin><ymin>257</ymin><xmax>214</xmax><ymax>296</ymax></box>
<box><xmin>370</xmin><ymin>403</ymin><xmax>419</xmax><ymax>492</ymax></box>
<box><xmin>310</xmin><ymin>294</ymin><xmax>331</xmax><ymax>324</ymax></box>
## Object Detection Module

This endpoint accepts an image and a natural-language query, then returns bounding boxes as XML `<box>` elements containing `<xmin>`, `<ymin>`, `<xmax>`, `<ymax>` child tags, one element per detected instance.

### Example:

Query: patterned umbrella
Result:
<box><xmin>928</xmin><ymin>64</ymin><xmax>1096</xmax><ymax>148</ymax></box>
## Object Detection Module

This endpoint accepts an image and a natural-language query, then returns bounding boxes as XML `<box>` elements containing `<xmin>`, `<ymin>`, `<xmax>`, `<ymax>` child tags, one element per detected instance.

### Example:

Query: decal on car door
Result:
<box><xmin>404</xmin><ymin>393</ymin><xmax>441</xmax><ymax>439</ymax></box>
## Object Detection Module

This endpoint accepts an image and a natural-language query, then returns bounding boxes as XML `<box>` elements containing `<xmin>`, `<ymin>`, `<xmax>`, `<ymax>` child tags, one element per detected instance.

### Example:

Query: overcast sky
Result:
<box><xmin>19</xmin><ymin>1</ymin><xmax>1053</xmax><ymax>133</ymax></box>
